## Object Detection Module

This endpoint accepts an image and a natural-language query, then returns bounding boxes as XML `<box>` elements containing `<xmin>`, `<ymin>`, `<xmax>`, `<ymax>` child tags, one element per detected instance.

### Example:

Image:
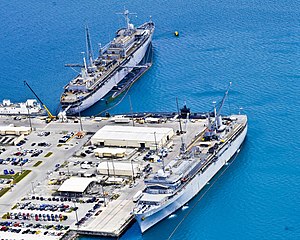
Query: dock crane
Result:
<box><xmin>24</xmin><ymin>81</ymin><xmax>56</xmax><ymax>123</ymax></box>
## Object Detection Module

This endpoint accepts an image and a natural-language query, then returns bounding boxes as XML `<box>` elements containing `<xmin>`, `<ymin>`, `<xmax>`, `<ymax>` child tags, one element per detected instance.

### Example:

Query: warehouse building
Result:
<box><xmin>0</xmin><ymin>124</ymin><xmax>31</xmax><ymax>136</ymax></box>
<box><xmin>58</xmin><ymin>177</ymin><xmax>96</xmax><ymax>197</ymax></box>
<box><xmin>91</xmin><ymin>125</ymin><xmax>174</xmax><ymax>149</ymax></box>
<box><xmin>94</xmin><ymin>147</ymin><xmax>128</xmax><ymax>158</ymax></box>
<box><xmin>97</xmin><ymin>161</ymin><xmax>141</xmax><ymax>177</ymax></box>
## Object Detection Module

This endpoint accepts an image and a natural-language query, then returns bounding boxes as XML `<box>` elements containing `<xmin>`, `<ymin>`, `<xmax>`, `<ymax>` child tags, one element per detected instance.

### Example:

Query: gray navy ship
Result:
<box><xmin>60</xmin><ymin>10</ymin><xmax>155</xmax><ymax>115</ymax></box>
<box><xmin>134</xmin><ymin>86</ymin><xmax>248</xmax><ymax>232</ymax></box>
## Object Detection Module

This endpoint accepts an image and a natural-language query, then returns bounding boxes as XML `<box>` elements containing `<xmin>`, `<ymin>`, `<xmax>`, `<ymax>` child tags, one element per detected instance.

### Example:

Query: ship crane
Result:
<box><xmin>214</xmin><ymin>82</ymin><xmax>232</xmax><ymax>130</ymax></box>
<box><xmin>204</xmin><ymin>83</ymin><xmax>232</xmax><ymax>140</ymax></box>
<box><xmin>180</xmin><ymin>112</ymin><xmax>190</xmax><ymax>154</ymax></box>
<box><xmin>24</xmin><ymin>81</ymin><xmax>56</xmax><ymax>123</ymax></box>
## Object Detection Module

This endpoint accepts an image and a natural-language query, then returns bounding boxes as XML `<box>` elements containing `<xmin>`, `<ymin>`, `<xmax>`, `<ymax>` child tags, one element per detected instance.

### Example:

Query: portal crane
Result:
<box><xmin>24</xmin><ymin>81</ymin><xmax>56</xmax><ymax>122</ymax></box>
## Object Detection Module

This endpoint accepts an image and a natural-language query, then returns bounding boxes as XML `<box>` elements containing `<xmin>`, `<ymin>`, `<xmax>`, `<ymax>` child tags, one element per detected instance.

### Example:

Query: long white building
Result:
<box><xmin>91</xmin><ymin>125</ymin><xmax>174</xmax><ymax>149</ymax></box>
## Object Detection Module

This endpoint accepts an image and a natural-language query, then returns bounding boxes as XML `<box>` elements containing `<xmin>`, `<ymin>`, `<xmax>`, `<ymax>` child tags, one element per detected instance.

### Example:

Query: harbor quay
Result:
<box><xmin>0</xmin><ymin>113</ymin><xmax>206</xmax><ymax>239</ymax></box>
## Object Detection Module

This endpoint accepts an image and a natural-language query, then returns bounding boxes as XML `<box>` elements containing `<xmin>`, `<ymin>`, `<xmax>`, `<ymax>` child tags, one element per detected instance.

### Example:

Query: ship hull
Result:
<box><xmin>135</xmin><ymin>123</ymin><xmax>248</xmax><ymax>233</ymax></box>
<box><xmin>64</xmin><ymin>32</ymin><xmax>153</xmax><ymax>115</ymax></box>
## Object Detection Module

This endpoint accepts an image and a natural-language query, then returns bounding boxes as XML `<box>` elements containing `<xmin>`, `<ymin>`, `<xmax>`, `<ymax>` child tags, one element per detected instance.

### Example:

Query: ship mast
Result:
<box><xmin>64</xmin><ymin>24</ymin><xmax>95</xmax><ymax>73</ymax></box>
<box><xmin>81</xmin><ymin>52</ymin><xmax>88</xmax><ymax>79</ymax></box>
<box><xmin>124</xmin><ymin>9</ymin><xmax>130</xmax><ymax>30</ymax></box>
<box><xmin>85</xmin><ymin>25</ymin><xmax>94</xmax><ymax>67</ymax></box>
<box><xmin>117</xmin><ymin>9</ymin><xmax>137</xmax><ymax>34</ymax></box>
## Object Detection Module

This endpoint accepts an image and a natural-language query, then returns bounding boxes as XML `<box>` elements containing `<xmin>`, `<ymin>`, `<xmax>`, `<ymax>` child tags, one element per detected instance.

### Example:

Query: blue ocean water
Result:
<box><xmin>1</xmin><ymin>0</ymin><xmax>300</xmax><ymax>239</ymax></box>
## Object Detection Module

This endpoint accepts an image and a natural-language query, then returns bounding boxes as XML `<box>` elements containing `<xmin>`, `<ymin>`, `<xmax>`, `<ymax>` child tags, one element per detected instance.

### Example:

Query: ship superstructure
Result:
<box><xmin>134</xmin><ymin>86</ymin><xmax>248</xmax><ymax>233</ymax></box>
<box><xmin>60</xmin><ymin>10</ymin><xmax>155</xmax><ymax>115</ymax></box>
<box><xmin>0</xmin><ymin>99</ymin><xmax>44</xmax><ymax>115</ymax></box>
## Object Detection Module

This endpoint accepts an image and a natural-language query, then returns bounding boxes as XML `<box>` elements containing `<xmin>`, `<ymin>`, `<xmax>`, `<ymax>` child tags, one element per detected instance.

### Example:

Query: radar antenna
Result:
<box><xmin>116</xmin><ymin>9</ymin><xmax>137</xmax><ymax>31</ymax></box>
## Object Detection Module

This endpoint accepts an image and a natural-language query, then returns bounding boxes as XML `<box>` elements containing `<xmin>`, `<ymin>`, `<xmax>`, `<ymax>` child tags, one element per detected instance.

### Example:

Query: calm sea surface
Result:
<box><xmin>1</xmin><ymin>0</ymin><xmax>300</xmax><ymax>239</ymax></box>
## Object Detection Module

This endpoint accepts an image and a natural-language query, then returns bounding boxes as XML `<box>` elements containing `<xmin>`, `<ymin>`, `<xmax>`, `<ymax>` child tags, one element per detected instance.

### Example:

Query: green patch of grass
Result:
<box><xmin>0</xmin><ymin>172</ymin><xmax>19</xmax><ymax>180</ymax></box>
<box><xmin>13</xmin><ymin>172</ymin><xmax>20</xmax><ymax>178</ymax></box>
<box><xmin>33</xmin><ymin>161</ymin><xmax>43</xmax><ymax>167</ymax></box>
<box><xmin>61</xmin><ymin>161</ymin><xmax>68</xmax><ymax>168</ymax></box>
<box><xmin>44</xmin><ymin>152</ymin><xmax>53</xmax><ymax>158</ymax></box>
<box><xmin>111</xmin><ymin>193</ymin><xmax>120</xmax><ymax>200</ymax></box>
<box><xmin>2</xmin><ymin>212</ymin><xmax>10</xmax><ymax>219</ymax></box>
<box><xmin>13</xmin><ymin>170</ymin><xmax>31</xmax><ymax>184</ymax></box>
<box><xmin>0</xmin><ymin>188</ymin><xmax>10</xmax><ymax>198</ymax></box>
<box><xmin>0</xmin><ymin>175</ymin><xmax>14</xmax><ymax>179</ymax></box>
<box><xmin>11</xmin><ymin>204</ymin><xmax>18</xmax><ymax>210</ymax></box>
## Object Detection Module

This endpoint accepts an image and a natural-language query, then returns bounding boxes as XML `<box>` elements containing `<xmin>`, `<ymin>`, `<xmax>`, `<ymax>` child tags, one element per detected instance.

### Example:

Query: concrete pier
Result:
<box><xmin>0</xmin><ymin>114</ymin><xmax>206</xmax><ymax>239</ymax></box>
<box><xmin>75</xmin><ymin>181</ymin><xmax>144</xmax><ymax>237</ymax></box>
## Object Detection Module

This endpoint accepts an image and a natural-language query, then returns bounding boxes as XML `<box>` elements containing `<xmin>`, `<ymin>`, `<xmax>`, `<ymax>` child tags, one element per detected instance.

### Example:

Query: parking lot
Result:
<box><xmin>0</xmin><ymin>114</ymin><xmax>206</xmax><ymax>239</ymax></box>
<box><xmin>0</xmin><ymin>116</ymin><xmax>95</xmax><ymax>239</ymax></box>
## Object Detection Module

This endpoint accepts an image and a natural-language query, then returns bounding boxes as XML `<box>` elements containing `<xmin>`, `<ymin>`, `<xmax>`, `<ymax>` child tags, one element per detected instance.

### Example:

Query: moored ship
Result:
<box><xmin>134</xmin><ymin>87</ymin><xmax>248</xmax><ymax>233</ymax></box>
<box><xmin>0</xmin><ymin>99</ymin><xmax>44</xmax><ymax>116</ymax></box>
<box><xmin>60</xmin><ymin>10</ymin><xmax>155</xmax><ymax>115</ymax></box>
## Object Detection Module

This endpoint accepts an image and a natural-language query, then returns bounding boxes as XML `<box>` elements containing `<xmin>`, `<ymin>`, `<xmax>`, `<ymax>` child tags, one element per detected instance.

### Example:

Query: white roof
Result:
<box><xmin>0</xmin><ymin>125</ymin><xmax>31</xmax><ymax>132</ymax></box>
<box><xmin>94</xmin><ymin>147</ymin><xmax>126</xmax><ymax>155</ymax></box>
<box><xmin>92</xmin><ymin>125</ymin><xmax>173</xmax><ymax>142</ymax></box>
<box><xmin>106</xmin><ymin>177</ymin><xmax>124</xmax><ymax>183</ymax></box>
<box><xmin>58</xmin><ymin>177</ymin><xmax>96</xmax><ymax>193</ymax></box>
<box><xmin>97</xmin><ymin>161</ymin><xmax>139</xmax><ymax>171</ymax></box>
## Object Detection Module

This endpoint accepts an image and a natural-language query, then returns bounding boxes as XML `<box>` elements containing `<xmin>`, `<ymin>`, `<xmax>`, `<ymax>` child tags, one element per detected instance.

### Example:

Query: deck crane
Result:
<box><xmin>214</xmin><ymin>82</ymin><xmax>232</xmax><ymax>130</ymax></box>
<box><xmin>24</xmin><ymin>81</ymin><xmax>56</xmax><ymax>123</ymax></box>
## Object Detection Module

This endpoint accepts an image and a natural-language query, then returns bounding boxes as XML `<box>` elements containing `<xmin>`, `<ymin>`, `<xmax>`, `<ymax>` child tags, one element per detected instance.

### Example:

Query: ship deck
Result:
<box><xmin>61</xmin><ymin>25</ymin><xmax>153</xmax><ymax>105</ymax></box>
<box><xmin>136</xmin><ymin>115</ymin><xmax>248</xmax><ymax>214</ymax></box>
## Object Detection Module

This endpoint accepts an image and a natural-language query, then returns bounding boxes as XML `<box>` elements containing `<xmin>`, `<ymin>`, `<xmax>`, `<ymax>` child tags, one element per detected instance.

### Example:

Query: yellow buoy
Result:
<box><xmin>174</xmin><ymin>31</ymin><xmax>179</xmax><ymax>37</ymax></box>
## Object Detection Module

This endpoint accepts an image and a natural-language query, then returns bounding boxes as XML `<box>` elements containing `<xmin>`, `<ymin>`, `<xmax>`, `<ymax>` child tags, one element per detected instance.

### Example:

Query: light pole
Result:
<box><xmin>129</xmin><ymin>95</ymin><xmax>134</xmax><ymax>127</ymax></box>
<box><xmin>26</xmin><ymin>102</ymin><xmax>32</xmax><ymax>131</ymax></box>
<box><xmin>73</xmin><ymin>201</ymin><xmax>79</xmax><ymax>228</ymax></box>
<box><xmin>131</xmin><ymin>159</ymin><xmax>135</xmax><ymax>183</ymax></box>
<box><xmin>101</xmin><ymin>184</ymin><xmax>106</xmax><ymax>207</ymax></box>
<box><xmin>77</xmin><ymin>103</ymin><xmax>83</xmax><ymax>132</ymax></box>
<box><xmin>106</xmin><ymin>160</ymin><xmax>110</xmax><ymax>177</ymax></box>
<box><xmin>67</xmin><ymin>162</ymin><xmax>70</xmax><ymax>176</ymax></box>
<box><xmin>154</xmin><ymin>132</ymin><xmax>158</xmax><ymax>154</ymax></box>
<box><xmin>111</xmin><ymin>158</ymin><xmax>116</xmax><ymax>178</ymax></box>
<box><xmin>31</xmin><ymin>181</ymin><xmax>35</xmax><ymax>194</ymax></box>
<box><xmin>161</xmin><ymin>152</ymin><xmax>165</xmax><ymax>172</ymax></box>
